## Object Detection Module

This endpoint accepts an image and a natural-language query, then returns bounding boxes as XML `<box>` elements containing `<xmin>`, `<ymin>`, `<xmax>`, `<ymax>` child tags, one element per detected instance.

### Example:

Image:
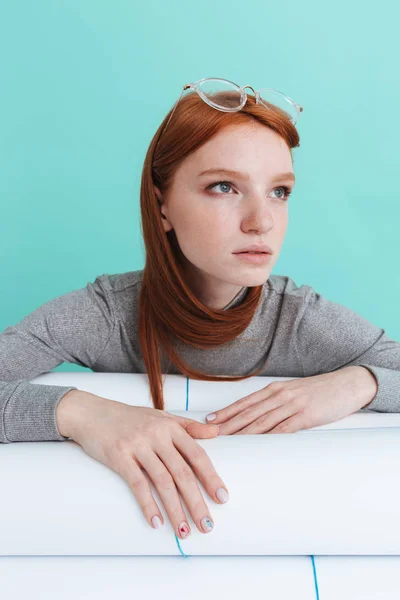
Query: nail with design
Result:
<box><xmin>178</xmin><ymin>521</ymin><xmax>191</xmax><ymax>539</ymax></box>
<box><xmin>201</xmin><ymin>516</ymin><xmax>214</xmax><ymax>533</ymax></box>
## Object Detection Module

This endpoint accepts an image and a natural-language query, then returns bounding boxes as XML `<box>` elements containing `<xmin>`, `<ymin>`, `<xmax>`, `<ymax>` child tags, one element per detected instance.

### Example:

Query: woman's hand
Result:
<box><xmin>56</xmin><ymin>391</ymin><xmax>229</xmax><ymax>539</ymax></box>
<box><xmin>206</xmin><ymin>366</ymin><xmax>378</xmax><ymax>435</ymax></box>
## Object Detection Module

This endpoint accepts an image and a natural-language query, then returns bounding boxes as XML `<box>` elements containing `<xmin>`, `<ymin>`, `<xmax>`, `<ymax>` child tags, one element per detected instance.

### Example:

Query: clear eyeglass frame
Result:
<box><xmin>154</xmin><ymin>77</ymin><xmax>304</xmax><ymax>153</ymax></box>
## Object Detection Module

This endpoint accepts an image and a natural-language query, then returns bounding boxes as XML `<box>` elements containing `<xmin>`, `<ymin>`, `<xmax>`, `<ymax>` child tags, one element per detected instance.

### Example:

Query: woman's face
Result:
<box><xmin>154</xmin><ymin>122</ymin><xmax>295</xmax><ymax>310</ymax></box>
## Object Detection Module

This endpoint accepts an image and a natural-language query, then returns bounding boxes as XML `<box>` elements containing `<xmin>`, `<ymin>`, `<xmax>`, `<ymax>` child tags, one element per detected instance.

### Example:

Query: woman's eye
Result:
<box><xmin>206</xmin><ymin>181</ymin><xmax>292</xmax><ymax>200</ymax></box>
<box><xmin>275</xmin><ymin>185</ymin><xmax>291</xmax><ymax>199</ymax></box>
<box><xmin>207</xmin><ymin>181</ymin><xmax>234</xmax><ymax>194</ymax></box>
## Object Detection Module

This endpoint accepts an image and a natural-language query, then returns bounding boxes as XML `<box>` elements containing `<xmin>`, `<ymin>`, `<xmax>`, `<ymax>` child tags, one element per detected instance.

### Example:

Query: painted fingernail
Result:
<box><xmin>216</xmin><ymin>487</ymin><xmax>229</xmax><ymax>503</ymax></box>
<box><xmin>151</xmin><ymin>515</ymin><xmax>162</xmax><ymax>529</ymax></box>
<box><xmin>201</xmin><ymin>516</ymin><xmax>214</xmax><ymax>533</ymax></box>
<box><xmin>206</xmin><ymin>413</ymin><xmax>216</xmax><ymax>422</ymax></box>
<box><xmin>178</xmin><ymin>522</ymin><xmax>191</xmax><ymax>539</ymax></box>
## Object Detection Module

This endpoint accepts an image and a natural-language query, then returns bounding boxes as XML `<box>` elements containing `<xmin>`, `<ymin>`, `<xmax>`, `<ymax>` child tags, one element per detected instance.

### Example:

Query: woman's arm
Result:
<box><xmin>0</xmin><ymin>276</ymin><xmax>115</xmax><ymax>442</ymax></box>
<box><xmin>295</xmin><ymin>286</ymin><xmax>400</xmax><ymax>412</ymax></box>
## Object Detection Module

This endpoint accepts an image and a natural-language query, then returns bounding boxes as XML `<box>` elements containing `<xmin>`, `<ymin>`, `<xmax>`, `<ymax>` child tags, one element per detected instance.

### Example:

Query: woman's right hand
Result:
<box><xmin>56</xmin><ymin>391</ymin><xmax>229</xmax><ymax>540</ymax></box>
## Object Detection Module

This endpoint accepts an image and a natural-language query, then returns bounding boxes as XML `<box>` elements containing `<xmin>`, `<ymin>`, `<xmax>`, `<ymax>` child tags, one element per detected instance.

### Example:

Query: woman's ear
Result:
<box><xmin>154</xmin><ymin>185</ymin><xmax>162</xmax><ymax>202</ymax></box>
<box><xmin>154</xmin><ymin>185</ymin><xmax>165</xmax><ymax>218</ymax></box>
<box><xmin>154</xmin><ymin>185</ymin><xmax>172</xmax><ymax>230</ymax></box>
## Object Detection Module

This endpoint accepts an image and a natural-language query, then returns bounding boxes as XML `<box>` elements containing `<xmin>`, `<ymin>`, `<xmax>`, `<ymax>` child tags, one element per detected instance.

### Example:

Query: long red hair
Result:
<box><xmin>139</xmin><ymin>90</ymin><xmax>300</xmax><ymax>409</ymax></box>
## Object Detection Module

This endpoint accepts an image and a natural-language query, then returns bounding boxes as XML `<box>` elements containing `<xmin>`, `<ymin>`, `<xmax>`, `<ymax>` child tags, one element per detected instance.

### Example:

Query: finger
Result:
<box><xmin>206</xmin><ymin>384</ymin><xmax>279</xmax><ymax>424</ymax></box>
<box><xmin>156</xmin><ymin>443</ymin><xmax>216</xmax><ymax>535</ymax></box>
<box><xmin>268</xmin><ymin>413</ymin><xmax>307</xmax><ymax>434</ymax></box>
<box><xmin>113</xmin><ymin>455</ymin><xmax>166</xmax><ymax>531</ymax></box>
<box><xmin>135</xmin><ymin>446</ymin><xmax>192</xmax><ymax>540</ymax></box>
<box><xmin>234</xmin><ymin>403</ymin><xmax>297</xmax><ymax>435</ymax></box>
<box><xmin>185</xmin><ymin>420</ymin><xmax>220</xmax><ymax>438</ymax></box>
<box><xmin>218</xmin><ymin>396</ymin><xmax>284</xmax><ymax>435</ymax></box>
<box><xmin>173</xmin><ymin>428</ymin><xmax>229</xmax><ymax>508</ymax></box>
<box><xmin>166</xmin><ymin>413</ymin><xmax>220</xmax><ymax>438</ymax></box>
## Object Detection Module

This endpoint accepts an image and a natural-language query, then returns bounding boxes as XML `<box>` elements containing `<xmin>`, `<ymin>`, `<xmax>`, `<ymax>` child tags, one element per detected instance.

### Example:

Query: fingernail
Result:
<box><xmin>216</xmin><ymin>487</ymin><xmax>229</xmax><ymax>503</ymax></box>
<box><xmin>151</xmin><ymin>516</ymin><xmax>162</xmax><ymax>529</ymax></box>
<box><xmin>206</xmin><ymin>413</ymin><xmax>216</xmax><ymax>422</ymax></box>
<box><xmin>201</xmin><ymin>516</ymin><xmax>214</xmax><ymax>533</ymax></box>
<box><xmin>178</xmin><ymin>521</ymin><xmax>191</xmax><ymax>539</ymax></box>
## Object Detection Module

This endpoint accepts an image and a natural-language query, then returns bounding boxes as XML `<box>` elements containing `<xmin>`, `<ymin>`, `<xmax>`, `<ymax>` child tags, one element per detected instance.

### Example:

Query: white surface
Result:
<box><xmin>2</xmin><ymin>556</ymin><xmax>400</xmax><ymax>600</ymax></box>
<box><xmin>3</xmin><ymin>372</ymin><xmax>400</xmax><ymax>599</ymax></box>
<box><xmin>0</xmin><ymin>556</ymin><xmax>316</xmax><ymax>600</ymax></box>
<box><xmin>317</xmin><ymin>556</ymin><xmax>400</xmax><ymax>599</ymax></box>
<box><xmin>1</xmin><ymin>427</ymin><xmax>400</xmax><ymax>556</ymax></box>
<box><xmin>1</xmin><ymin>373</ymin><xmax>400</xmax><ymax>556</ymax></box>
<box><xmin>31</xmin><ymin>370</ymin><xmax>400</xmax><ymax>427</ymax></box>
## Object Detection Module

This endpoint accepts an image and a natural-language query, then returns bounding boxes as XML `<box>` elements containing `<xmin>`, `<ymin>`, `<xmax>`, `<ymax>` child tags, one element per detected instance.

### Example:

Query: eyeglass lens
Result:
<box><xmin>197</xmin><ymin>79</ymin><xmax>298</xmax><ymax>124</ymax></box>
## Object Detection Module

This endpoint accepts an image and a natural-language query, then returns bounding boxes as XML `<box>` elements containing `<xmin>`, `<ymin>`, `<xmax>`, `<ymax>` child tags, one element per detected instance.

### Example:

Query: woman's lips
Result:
<box><xmin>233</xmin><ymin>252</ymin><xmax>272</xmax><ymax>264</ymax></box>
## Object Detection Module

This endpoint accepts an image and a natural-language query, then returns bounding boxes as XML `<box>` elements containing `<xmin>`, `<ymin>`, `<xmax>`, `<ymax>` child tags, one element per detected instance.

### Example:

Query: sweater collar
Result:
<box><xmin>222</xmin><ymin>286</ymin><xmax>249</xmax><ymax>310</ymax></box>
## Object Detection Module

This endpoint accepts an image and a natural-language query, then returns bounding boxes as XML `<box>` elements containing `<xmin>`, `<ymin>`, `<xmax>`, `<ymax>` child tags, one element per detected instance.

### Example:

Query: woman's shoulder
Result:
<box><xmin>90</xmin><ymin>270</ymin><xmax>144</xmax><ymax>326</ymax></box>
<box><xmin>267</xmin><ymin>274</ymin><xmax>314</xmax><ymax>300</ymax></box>
<box><xmin>95</xmin><ymin>269</ymin><xmax>144</xmax><ymax>293</ymax></box>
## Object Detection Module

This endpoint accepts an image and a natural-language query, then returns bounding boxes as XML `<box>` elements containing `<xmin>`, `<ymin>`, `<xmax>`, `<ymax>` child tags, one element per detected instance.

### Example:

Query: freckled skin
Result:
<box><xmin>154</xmin><ymin>123</ymin><xmax>293</xmax><ymax>310</ymax></box>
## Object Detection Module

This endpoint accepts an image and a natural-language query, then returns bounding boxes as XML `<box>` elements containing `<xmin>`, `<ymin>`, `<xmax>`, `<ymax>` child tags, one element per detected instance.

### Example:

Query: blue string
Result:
<box><xmin>185</xmin><ymin>376</ymin><xmax>189</xmax><ymax>411</ymax></box>
<box><xmin>310</xmin><ymin>556</ymin><xmax>320</xmax><ymax>599</ymax></box>
<box><xmin>174</xmin><ymin>534</ymin><xmax>190</xmax><ymax>558</ymax></box>
<box><xmin>174</xmin><ymin>377</ymin><xmax>191</xmax><ymax>557</ymax></box>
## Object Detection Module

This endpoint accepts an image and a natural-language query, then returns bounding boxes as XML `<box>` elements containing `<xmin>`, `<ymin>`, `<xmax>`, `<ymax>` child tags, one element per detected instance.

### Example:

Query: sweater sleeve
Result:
<box><xmin>0</xmin><ymin>276</ymin><xmax>115</xmax><ymax>443</ymax></box>
<box><xmin>295</xmin><ymin>286</ymin><xmax>400</xmax><ymax>412</ymax></box>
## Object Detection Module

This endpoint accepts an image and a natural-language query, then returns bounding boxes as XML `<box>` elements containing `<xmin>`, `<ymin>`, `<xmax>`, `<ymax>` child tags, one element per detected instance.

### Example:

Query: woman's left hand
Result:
<box><xmin>206</xmin><ymin>366</ymin><xmax>378</xmax><ymax>435</ymax></box>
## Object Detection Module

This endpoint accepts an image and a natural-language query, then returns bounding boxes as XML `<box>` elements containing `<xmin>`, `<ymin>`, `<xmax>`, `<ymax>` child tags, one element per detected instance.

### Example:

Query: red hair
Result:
<box><xmin>138</xmin><ymin>90</ymin><xmax>300</xmax><ymax>409</ymax></box>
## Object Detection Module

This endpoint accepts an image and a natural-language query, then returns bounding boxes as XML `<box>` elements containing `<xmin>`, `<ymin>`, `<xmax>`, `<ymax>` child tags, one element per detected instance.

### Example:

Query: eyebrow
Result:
<box><xmin>198</xmin><ymin>168</ymin><xmax>296</xmax><ymax>184</ymax></box>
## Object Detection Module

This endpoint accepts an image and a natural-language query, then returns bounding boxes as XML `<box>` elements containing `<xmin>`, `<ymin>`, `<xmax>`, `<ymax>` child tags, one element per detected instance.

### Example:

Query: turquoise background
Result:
<box><xmin>1</xmin><ymin>0</ymin><xmax>399</xmax><ymax>374</ymax></box>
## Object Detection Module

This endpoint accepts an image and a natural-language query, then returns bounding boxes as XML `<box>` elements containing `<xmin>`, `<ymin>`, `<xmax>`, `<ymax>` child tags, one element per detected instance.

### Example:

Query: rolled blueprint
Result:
<box><xmin>1</xmin><ymin>414</ymin><xmax>400</xmax><ymax>556</ymax></box>
<box><xmin>2</xmin><ymin>372</ymin><xmax>400</xmax><ymax>557</ymax></box>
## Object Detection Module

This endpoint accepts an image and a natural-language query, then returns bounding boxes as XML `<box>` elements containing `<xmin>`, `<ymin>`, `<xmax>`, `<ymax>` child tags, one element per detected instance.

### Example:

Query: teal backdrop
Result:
<box><xmin>1</xmin><ymin>0</ymin><xmax>399</xmax><ymax>373</ymax></box>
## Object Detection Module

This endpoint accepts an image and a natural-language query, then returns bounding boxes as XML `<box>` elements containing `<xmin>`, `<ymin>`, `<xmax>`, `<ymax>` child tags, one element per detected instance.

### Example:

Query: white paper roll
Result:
<box><xmin>1</xmin><ymin>417</ymin><xmax>400</xmax><ymax>556</ymax></box>
<box><xmin>2</xmin><ymin>372</ymin><xmax>399</xmax><ymax>558</ymax></box>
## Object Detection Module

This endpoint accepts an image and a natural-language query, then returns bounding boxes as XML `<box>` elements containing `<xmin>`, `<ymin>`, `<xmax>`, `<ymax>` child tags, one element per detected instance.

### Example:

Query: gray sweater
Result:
<box><xmin>1</xmin><ymin>269</ymin><xmax>400</xmax><ymax>443</ymax></box>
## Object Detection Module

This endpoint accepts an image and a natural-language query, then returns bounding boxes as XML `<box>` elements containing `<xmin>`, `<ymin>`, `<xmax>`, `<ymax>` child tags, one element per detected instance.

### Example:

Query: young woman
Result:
<box><xmin>1</xmin><ymin>78</ymin><xmax>399</xmax><ymax>542</ymax></box>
